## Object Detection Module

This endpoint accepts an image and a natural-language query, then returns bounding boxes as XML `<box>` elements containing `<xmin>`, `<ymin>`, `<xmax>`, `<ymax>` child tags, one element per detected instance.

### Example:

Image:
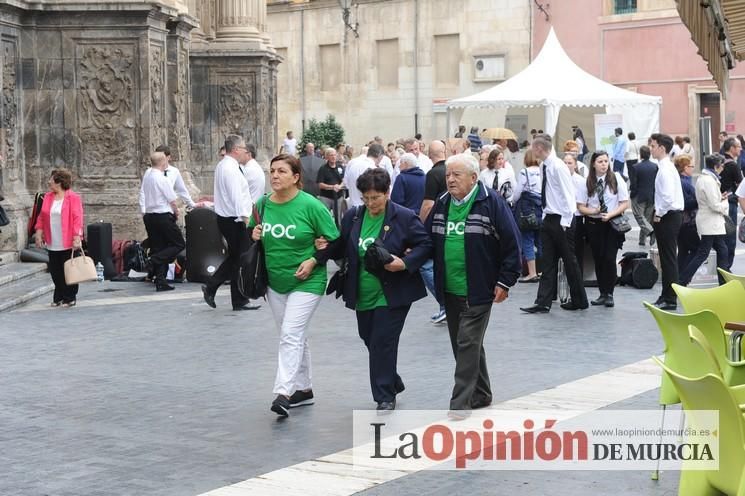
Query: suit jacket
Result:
<box><xmin>35</xmin><ymin>189</ymin><xmax>84</xmax><ymax>249</ymax></box>
<box><xmin>316</xmin><ymin>201</ymin><xmax>432</xmax><ymax>310</ymax></box>
<box><xmin>300</xmin><ymin>155</ymin><xmax>325</xmax><ymax>197</ymax></box>
<box><xmin>629</xmin><ymin>159</ymin><xmax>658</xmax><ymax>203</ymax></box>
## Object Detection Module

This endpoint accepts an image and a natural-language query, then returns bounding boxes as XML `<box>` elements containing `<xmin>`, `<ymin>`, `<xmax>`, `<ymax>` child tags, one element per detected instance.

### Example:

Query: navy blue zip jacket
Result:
<box><xmin>317</xmin><ymin>201</ymin><xmax>432</xmax><ymax>310</ymax></box>
<box><xmin>425</xmin><ymin>181</ymin><xmax>522</xmax><ymax>306</ymax></box>
<box><xmin>391</xmin><ymin>167</ymin><xmax>426</xmax><ymax>214</ymax></box>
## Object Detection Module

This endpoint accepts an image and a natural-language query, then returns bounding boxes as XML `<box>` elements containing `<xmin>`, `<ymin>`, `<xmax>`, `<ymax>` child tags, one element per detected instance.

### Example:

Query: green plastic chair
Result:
<box><xmin>654</xmin><ymin>356</ymin><xmax>745</xmax><ymax>496</ymax></box>
<box><xmin>719</xmin><ymin>268</ymin><xmax>745</xmax><ymax>290</ymax></box>
<box><xmin>673</xmin><ymin>280</ymin><xmax>745</xmax><ymax>328</ymax></box>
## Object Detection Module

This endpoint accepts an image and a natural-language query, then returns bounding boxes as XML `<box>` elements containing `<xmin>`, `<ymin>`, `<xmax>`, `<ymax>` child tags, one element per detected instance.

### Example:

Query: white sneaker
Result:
<box><xmin>430</xmin><ymin>309</ymin><xmax>447</xmax><ymax>324</ymax></box>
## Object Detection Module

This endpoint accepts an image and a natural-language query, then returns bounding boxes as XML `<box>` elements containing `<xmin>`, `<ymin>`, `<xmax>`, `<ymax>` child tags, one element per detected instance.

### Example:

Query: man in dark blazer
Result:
<box><xmin>628</xmin><ymin>145</ymin><xmax>658</xmax><ymax>246</ymax></box>
<box><xmin>300</xmin><ymin>142</ymin><xmax>325</xmax><ymax>197</ymax></box>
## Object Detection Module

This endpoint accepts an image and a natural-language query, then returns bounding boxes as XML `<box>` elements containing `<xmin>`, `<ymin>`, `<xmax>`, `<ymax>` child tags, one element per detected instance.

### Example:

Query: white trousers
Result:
<box><xmin>267</xmin><ymin>288</ymin><xmax>323</xmax><ymax>396</ymax></box>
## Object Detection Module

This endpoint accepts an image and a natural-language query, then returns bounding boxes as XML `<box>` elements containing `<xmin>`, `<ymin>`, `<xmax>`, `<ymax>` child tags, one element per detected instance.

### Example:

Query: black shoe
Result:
<box><xmin>604</xmin><ymin>295</ymin><xmax>615</xmax><ymax>308</ymax></box>
<box><xmin>155</xmin><ymin>281</ymin><xmax>174</xmax><ymax>292</ymax></box>
<box><xmin>520</xmin><ymin>304</ymin><xmax>550</xmax><ymax>314</ymax></box>
<box><xmin>270</xmin><ymin>395</ymin><xmax>290</xmax><ymax>417</ymax></box>
<box><xmin>560</xmin><ymin>301</ymin><xmax>588</xmax><ymax>311</ymax></box>
<box><xmin>638</xmin><ymin>240</ymin><xmax>646</xmax><ymax>247</ymax></box>
<box><xmin>590</xmin><ymin>295</ymin><xmax>608</xmax><ymax>306</ymax></box>
<box><xmin>202</xmin><ymin>285</ymin><xmax>216</xmax><ymax>308</ymax></box>
<box><xmin>233</xmin><ymin>304</ymin><xmax>261</xmax><ymax>311</ymax></box>
<box><xmin>288</xmin><ymin>390</ymin><xmax>314</xmax><ymax>408</ymax></box>
<box><xmin>471</xmin><ymin>397</ymin><xmax>492</xmax><ymax>409</ymax></box>
<box><xmin>649</xmin><ymin>233</ymin><xmax>656</xmax><ymax>246</ymax></box>
<box><xmin>376</xmin><ymin>400</ymin><xmax>396</xmax><ymax>412</ymax></box>
<box><xmin>655</xmin><ymin>301</ymin><xmax>677</xmax><ymax>311</ymax></box>
<box><xmin>395</xmin><ymin>377</ymin><xmax>406</xmax><ymax>394</ymax></box>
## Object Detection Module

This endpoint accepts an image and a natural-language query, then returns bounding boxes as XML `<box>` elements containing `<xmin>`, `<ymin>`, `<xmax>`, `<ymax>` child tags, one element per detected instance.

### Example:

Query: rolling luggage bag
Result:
<box><xmin>185</xmin><ymin>207</ymin><xmax>227</xmax><ymax>283</ymax></box>
<box><xmin>87</xmin><ymin>222</ymin><xmax>116</xmax><ymax>280</ymax></box>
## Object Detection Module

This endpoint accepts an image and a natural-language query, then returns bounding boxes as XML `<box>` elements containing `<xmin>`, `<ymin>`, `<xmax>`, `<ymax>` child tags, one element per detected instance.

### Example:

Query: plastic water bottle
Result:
<box><xmin>96</xmin><ymin>262</ymin><xmax>104</xmax><ymax>282</ymax></box>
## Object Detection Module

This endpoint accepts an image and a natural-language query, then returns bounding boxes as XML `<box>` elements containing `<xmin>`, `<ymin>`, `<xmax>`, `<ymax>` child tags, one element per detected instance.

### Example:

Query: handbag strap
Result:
<box><xmin>252</xmin><ymin>194</ymin><xmax>268</xmax><ymax>225</ymax></box>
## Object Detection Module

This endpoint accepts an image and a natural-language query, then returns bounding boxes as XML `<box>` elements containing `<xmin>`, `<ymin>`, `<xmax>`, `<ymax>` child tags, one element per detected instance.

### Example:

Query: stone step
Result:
<box><xmin>0</xmin><ymin>251</ymin><xmax>19</xmax><ymax>266</ymax></box>
<box><xmin>0</xmin><ymin>262</ymin><xmax>53</xmax><ymax>313</ymax></box>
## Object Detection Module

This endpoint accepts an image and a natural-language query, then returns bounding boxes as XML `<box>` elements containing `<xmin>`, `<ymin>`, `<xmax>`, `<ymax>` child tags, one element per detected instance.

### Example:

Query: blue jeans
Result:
<box><xmin>679</xmin><ymin>234</ymin><xmax>729</xmax><ymax>286</ymax></box>
<box><xmin>520</xmin><ymin>228</ymin><xmax>542</xmax><ymax>261</ymax></box>
<box><xmin>419</xmin><ymin>259</ymin><xmax>444</xmax><ymax>310</ymax></box>
<box><xmin>727</xmin><ymin>197</ymin><xmax>738</xmax><ymax>268</ymax></box>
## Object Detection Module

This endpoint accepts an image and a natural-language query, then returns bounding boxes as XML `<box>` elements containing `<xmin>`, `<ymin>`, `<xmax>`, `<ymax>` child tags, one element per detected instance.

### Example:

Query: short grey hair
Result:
<box><xmin>532</xmin><ymin>133</ymin><xmax>552</xmax><ymax>152</ymax></box>
<box><xmin>399</xmin><ymin>152</ymin><xmax>418</xmax><ymax>169</ymax></box>
<box><xmin>446</xmin><ymin>152</ymin><xmax>480</xmax><ymax>175</ymax></box>
<box><xmin>224</xmin><ymin>134</ymin><xmax>245</xmax><ymax>153</ymax></box>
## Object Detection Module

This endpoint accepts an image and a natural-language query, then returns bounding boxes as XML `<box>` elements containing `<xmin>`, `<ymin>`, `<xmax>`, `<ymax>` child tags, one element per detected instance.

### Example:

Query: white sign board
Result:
<box><xmin>594</xmin><ymin>114</ymin><xmax>623</xmax><ymax>155</ymax></box>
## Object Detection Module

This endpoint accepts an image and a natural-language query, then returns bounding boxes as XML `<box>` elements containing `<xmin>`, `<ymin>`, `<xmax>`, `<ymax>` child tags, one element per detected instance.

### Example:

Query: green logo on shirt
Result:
<box><xmin>446</xmin><ymin>221</ymin><xmax>465</xmax><ymax>235</ymax></box>
<box><xmin>263</xmin><ymin>223</ymin><xmax>297</xmax><ymax>239</ymax></box>
<box><xmin>359</xmin><ymin>236</ymin><xmax>376</xmax><ymax>251</ymax></box>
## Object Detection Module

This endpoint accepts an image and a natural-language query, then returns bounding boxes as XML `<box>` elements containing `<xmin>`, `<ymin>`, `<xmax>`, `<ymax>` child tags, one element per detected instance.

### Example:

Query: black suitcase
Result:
<box><xmin>185</xmin><ymin>208</ymin><xmax>227</xmax><ymax>283</ymax></box>
<box><xmin>87</xmin><ymin>222</ymin><xmax>116</xmax><ymax>280</ymax></box>
<box><xmin>619</xmin><ymin>252</ymin><xmax>658</xmax><ymax>289</ymax></box>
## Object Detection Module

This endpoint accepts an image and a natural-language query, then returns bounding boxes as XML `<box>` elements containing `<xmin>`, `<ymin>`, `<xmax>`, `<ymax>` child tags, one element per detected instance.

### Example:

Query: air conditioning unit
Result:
<box><xmin>473</xmin><ymin>55</ymin><xmax>505</xmax><ymax>82</ymax></box>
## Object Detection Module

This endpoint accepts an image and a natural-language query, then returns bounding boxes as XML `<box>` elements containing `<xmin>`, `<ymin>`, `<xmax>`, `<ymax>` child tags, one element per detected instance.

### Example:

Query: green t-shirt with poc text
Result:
<box><xmin>252</xmin><ymin>191</ymin><xmax>340</xmax><ymax>295</ymax></box>
<box><xmin>444</xmin><ymin>192</ymin><xmax>478</xmax><ymax>296</ymax></box>
<box><xmin>356</xmin><ymin>209</ymin><xmax>388</xmax><ymax>311</ymax></box>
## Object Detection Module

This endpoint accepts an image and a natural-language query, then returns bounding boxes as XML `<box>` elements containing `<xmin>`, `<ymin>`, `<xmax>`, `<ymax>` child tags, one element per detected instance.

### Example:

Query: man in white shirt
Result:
<box><xmin>283</xmin><ymin>131</ymin><xmax>297</xmax><ymax>156</ymax></box>
<box><xmin>138</xmin><ymin>145</ymin><xmax>196</xmax><ymax>214</ymax></box>
<box><xmin>344</xmin><ymin>143</ymin><xmax>386</xmax><ymax>208</ymax></box>
<box><xmin>650</xmin><ymin>133</ymin><xmax>684</xmax><ymax>311</ymax></box>
<box><xmin>141</xmin><ymin>151</ymin><xmax>184</xmax><ymax>292</ymax></box>
<box><xmin>521</xmin><ymin>134</ymin><xmax>588</xmax><ymax>313</ymax></box>
<box><xmin>202</xmin><ymin>134</ymin><xmax>259</xmax><ymax>311</ymax></box>
<box><xmin>404</xmin><ymin>137</ymin><xmax>433</xmax><ymax>174</ymax></box>
<box><xmin>241</xmin><ymin>143</ymin><xmax>266</xmax><ymax>203</ymax></box>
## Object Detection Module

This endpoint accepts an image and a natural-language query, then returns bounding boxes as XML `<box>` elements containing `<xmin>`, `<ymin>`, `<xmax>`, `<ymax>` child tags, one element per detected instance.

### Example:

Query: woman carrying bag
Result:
<box><xmin>679</xmin><ymin>154</ymin><xmax>731</xmax><ymax>286</ymax></box>
<box><xmin>511</xmin><ymin>149</ymin><xmax>542</xmax><ymax>282</ymax></box>
<box><xmin>34</xmin><ymin>168</ymin><xmax>84</xmax><ymax>308</ymax></box>
<box><xmin>576</xmin><ymin>151</ymin><xmax>629</xmax><ymax>308</ymax></box>
<box><xmin>315</xmin><ymin>168</ymin><xmax>432</xmax><ymax>411</ymax></box>
<box><xmin>250</xmin><ymin>154</ymin><xmax>340</xmax><ymax>417</ymax></box>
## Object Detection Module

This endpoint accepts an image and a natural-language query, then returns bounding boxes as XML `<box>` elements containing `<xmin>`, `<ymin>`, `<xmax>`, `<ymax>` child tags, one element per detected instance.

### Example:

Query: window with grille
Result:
<box><xmin>614</xmin><ymin>0</ymin><xmax>637</xmax><ymax>14</ymax></box>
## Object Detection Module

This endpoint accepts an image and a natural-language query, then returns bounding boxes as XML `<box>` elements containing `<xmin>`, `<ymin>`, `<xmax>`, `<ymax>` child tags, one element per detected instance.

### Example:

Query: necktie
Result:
<box><xmin>541</xmin><ymin>163</ymin><xmax>547</xmax><ymax>208</ymax></box>
<box><xmin>596</xmin><ymin>179</ymin><xmax>606</xmax><ymax>213</ymax></box>
<box><xmin>492</xmin><ymin>169</ymin><xmax>499</xmax><ymax>190</ymax></box>
<box><xmin>164</xmin><ymin>169</ymin><xmax>168</xmax><ymax>177</ymax></box>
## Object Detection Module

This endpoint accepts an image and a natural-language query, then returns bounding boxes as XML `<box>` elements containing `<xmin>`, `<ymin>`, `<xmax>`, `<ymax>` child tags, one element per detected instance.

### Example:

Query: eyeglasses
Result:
<box><xmin>362</xmin><ymin>194</ymin><xmax>386</xmax><ymax>203</ymax></box>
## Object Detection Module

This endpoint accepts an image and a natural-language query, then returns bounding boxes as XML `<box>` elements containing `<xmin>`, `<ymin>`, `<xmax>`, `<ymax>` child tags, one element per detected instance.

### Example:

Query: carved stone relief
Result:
<box><xmin>3</xmin><ymin>39</ymin><xmax>17</xmax><ymax>180</ymax></box>
<box><xmin>217</xmin><ymin>75</ymin><xmax>254</xmax><ymax>141</ymax></box>
<box><xmin>150</xmin><ymin>44</ymin><xmax>165</xmax><ymax>141</ymax></box>
<box><xmin>77</xmin><ymin>45</ymin><xmax>137</xmax><ymax>175</ymax></box>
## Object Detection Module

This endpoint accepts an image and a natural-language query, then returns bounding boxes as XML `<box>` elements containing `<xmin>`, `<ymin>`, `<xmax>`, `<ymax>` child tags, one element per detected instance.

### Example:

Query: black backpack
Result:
<box><xmin>618</xmin><ymin>252</ymin><xmax>658</xmax><ymax>289</ymax></box>
<box><xmin>124</xmin><ymin>241</ymin><xmax>148</xmax><ymax>273</ymax></box>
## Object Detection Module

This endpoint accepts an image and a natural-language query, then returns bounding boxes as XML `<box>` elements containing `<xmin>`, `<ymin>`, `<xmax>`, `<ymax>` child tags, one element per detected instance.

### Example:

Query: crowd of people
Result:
<box><xmin>30</xmin><ymin>124</ymin><xmax>745</xmax><ymax>419</ymax></box>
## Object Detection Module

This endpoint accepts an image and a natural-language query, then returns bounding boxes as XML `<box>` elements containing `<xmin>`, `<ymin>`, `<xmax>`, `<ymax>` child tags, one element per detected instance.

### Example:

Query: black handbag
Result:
<box><xmin>725</xmin><ymin>215</ymin><xmax>736</xmax><ymax>237</ymax></box>
<box><xmin>518</xmin><ymin>212</ymin><xmax>539</xmax><ymax>231</ymax></box>
<box><xmin>609</xmin><ymin>214</ymin><xmax>632</xmax><ymax>233</ymax></box>
<box><xmin>364</xmin><ymin>238</ymin><xmax>394</xmax><ymax>277</ymax></box>
<box><xmin>237</xmin><ymin>198</ymin><xmax>268</xmax><ymax>299</ymax></box>
<box><xmin>325</xmin><ymin>259</ymin><xmax>347</xmax><ymax>298</ymax></box>
<box><xmin>0</xmin><ymin>204</ymin><xmax>8</xmax><ymax>227</ymax></box>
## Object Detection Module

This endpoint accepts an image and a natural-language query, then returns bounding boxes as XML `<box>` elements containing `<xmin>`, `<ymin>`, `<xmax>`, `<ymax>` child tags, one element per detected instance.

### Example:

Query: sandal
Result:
<box><xmin>61</xmin><ymin>300</ymin><xmax>76</xmax><ymax>308</ymax></box>
<box><xmin>519</xmin><ymin>275</ymin><xmax>540</xmax><ymax>283</ymax></box>
<box><xmin>50</xmin><ymin>301</ymin><xmax>61</xmax><ymax>307</ymax></box>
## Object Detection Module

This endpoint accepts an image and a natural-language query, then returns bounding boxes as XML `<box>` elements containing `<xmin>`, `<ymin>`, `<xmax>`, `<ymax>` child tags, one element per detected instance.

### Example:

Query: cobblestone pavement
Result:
<box><xmin>2</xmin><ymin>235</ymin><xmax>738</xmax><ymax>495</ymax></box>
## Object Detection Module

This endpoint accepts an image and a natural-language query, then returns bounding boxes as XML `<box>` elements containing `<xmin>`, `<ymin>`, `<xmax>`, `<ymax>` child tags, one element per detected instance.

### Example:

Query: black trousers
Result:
<box><xmin>444</xmin><ymin>293</ymin><xmax>492</xmax><ymax>410</ymax></box>
<box><xmin>677</xmin><ymin>223</ymin><xmax>700</xmax><ymax>275</ymax></box>
<box><xmin>653</xmin><ymin>210</ymin><xmax>683</xmax><ymax>303</ymax></box>
<box><xmin>536</xmin><ymin>215</ymin><xmax>587</xmax><ymax>308</ymax></box>
<box><xmin>355</xmin><ymin>304</ymin><xmax>410</xmax><ymax>403</ymax></box>
<box><xmin>679</xmin><ymin>234</ymin><xmax>730</xmax><ymax>286</ymax></box>
<box><xmin>143</xmin><ymin>213</ymin><xmax>185</xmax><ymax>281</ymax></box>
<box><xmin>573</xmin><ymin>216</ymin><xmax>585</xmax><ymax>278</ymax></box>
<box><xmin>585</xmin><ymin>218</ymin><xmax>620</xmax><ymax>295</ymax></box>
<box><xmin>206</xmin><ymin>216</ymin><xmax>251</xmax><ymax>308</ymax></box>
<box><xmin>48</xmin><ymin>249</ymin><xmax>78</xmax><ymax>303</ymax></box>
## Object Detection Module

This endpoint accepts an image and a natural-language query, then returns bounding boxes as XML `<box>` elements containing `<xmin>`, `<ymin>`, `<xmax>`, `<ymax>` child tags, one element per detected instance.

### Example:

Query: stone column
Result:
<box><xmin>214</xmin><ymin>0</ymin><xmax>267</xmax><ymax>49</ymax></box>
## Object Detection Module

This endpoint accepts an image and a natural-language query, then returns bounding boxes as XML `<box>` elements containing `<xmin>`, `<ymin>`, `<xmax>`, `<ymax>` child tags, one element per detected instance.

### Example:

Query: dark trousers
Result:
<box><xmin>355</xmin><ymin>304</ymin><xmax>410</xmax><ymax>403</ymax></box>
<box><xmin>727</xmin><ymin>197</ymin><xmax>739</xmax><ymax>268</ymax></box>
<box><xmin>653</xmin><ymin>210</ymin><xmax>683</xmax><ymax>303</ymax></box>
<box><xmin>206</xmin><ymin>216</ymin><xmax>251</xmax><ymax>308</ymax></box>
<box><xmin>48</xmin><ymin>249</ymin><xmax>79</xmax><ymax>303</ymax></box>
<box><xmin>536</xmin><ymin>215</ymin><xmax>587</xmax><ymax>308</ymax></box>
<box><xmin>573</xmin><ymin>216</ymin><xmax>585</xmax><ymax>278</ymax></box>
<box><xmin>677</xmin><ymin>223</ymin><xmax>700</xmax><ymax>275</ymax></box>
<box><xmin>143</xmin><ymin>213</ymin><xmax>185</xmax><ymax>280</ymax></box>
<box><xmin>585</xmin><ymin>219</ymin><xmax>620</xmax><ymax>295</ymax></box>
<box><xmin>613</xmin><ymin>159</ymin><xmax>625</xmax><ymax>175</ymax></box>
<box><xmin>444</xmin><ymin>293</ymin><xmax>492</xmax><ymax>410</ymax></box>
<box><xmin>679</xmin><ymin>234</ymin><xmax>730</xmax><ymax>286</ymax></box>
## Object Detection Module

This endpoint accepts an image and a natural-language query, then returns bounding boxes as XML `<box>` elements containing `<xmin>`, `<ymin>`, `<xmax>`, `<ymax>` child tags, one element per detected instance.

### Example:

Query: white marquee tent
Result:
<box><xmin>446</xmin><ymin>28</ymin><xmax>662</xmax><ymax>143</ymax></box>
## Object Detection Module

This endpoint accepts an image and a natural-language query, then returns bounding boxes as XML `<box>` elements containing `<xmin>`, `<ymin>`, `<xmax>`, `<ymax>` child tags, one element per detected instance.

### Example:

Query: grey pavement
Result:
<box><xmin>0</xmin><ymin>229</ymin><xmax>739</xmax><ymax>495</ymax></box>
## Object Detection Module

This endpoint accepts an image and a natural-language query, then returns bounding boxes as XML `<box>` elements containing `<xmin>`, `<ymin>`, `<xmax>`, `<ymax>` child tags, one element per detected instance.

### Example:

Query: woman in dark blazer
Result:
<box><xmin>316</xmin><ymin>168</ymin><xmax>432</xmax><ymax>411</ymax></box>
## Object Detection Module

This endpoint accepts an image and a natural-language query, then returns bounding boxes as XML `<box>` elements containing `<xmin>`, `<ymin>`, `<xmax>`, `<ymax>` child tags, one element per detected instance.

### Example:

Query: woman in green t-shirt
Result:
<box><xmin>251</xmin><ymin>154</ymin><xmax>340</xmax><ymax>417</ymax></box>
<box><xmin>315</xmin><ymin>168</ymin><xmax>432</xmax><ymax>412</ymax></box>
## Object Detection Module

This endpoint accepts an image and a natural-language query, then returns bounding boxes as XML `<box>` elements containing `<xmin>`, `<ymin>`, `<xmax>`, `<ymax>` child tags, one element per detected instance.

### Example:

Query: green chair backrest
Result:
<box><xmin>673</xmin><ymin>280</ymin><xmax>745</xmax><ymax>328</ymax></box>
<box><xmin>718</xmin><ymin>268</ymin><xmax>745</xmax><ymax>291</ymax></box>
<box><xmin>644</xmin><ymin>302</ymin><xmax>725</xmax><ymax>405</ymax></box>
<box><xmin>654</xmin><ymin>357</ymin><xmax>745</xmax><ymax>496</ymax></box>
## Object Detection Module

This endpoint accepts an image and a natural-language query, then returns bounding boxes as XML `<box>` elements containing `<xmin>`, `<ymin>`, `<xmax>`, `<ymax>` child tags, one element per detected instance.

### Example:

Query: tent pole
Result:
<box><xmin>446</xmin><ymin>108</ymin><xmax>451</xmax><ymax>139</ymax></box>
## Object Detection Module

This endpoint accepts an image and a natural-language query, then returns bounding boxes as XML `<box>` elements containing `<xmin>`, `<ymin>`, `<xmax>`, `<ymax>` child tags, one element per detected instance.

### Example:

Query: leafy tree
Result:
<box><xmin>299</xmin><ymin>115</ymin><xmax>345</xmax><ymax>153</ymax></box>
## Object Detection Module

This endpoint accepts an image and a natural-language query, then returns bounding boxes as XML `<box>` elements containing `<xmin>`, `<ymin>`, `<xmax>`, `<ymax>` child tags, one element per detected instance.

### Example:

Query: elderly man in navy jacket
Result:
<box><xmin>426</xmin><ymin>153</ymin><xmax>522</xmax><ymax>418</ymax></box>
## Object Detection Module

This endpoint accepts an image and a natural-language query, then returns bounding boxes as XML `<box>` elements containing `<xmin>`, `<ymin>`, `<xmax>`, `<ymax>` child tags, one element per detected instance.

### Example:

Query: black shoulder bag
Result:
<box><xmin>237</xmin><ymin>197</ymin><xmax>269</xmax><ymax>299</ymax></box>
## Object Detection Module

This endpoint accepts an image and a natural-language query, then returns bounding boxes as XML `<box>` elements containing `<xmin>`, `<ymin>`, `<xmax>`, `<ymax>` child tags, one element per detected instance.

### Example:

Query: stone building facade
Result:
<box><xmin>0</xmin><ymin>0</ymin><xmax>278</xmax><ymax>254</ymax></box>
<box><xmin>267</xmin><ymin>0</ymin><xmax>531</xmax><ymax>148</ymax></box>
